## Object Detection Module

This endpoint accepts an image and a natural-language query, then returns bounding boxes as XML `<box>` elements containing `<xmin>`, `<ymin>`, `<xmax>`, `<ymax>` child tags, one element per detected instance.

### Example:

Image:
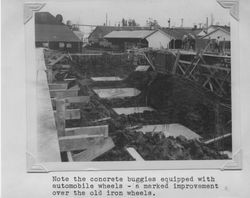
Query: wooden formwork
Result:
<box><xmin>51</xmin><ymin>92</ymin><xmax>114</xmax><ymax>161</ymax></box>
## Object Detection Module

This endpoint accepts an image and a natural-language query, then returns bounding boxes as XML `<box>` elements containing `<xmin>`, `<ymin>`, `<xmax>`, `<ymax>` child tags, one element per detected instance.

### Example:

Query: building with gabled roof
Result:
<box><xmin>201</xmin><ymin>27</ymin><xmax>230</xmax><ymax>41</ymax></box>
<box><xmin>198</xmin><ymin>25</ymin><xmax>230</xmax><ymax>37</ymax></box>
<box><xmin>104</xmin><ymin>29</ymin><xmax>171</xmax><ymax>50</ymax></box>
<box><xmin>88</xmin><ymin>26</ymin><xmax>150</xmax><ymax>46</ymax></box>
<box><xmin>35</xmin><ymin>12</ymin><xmax>82</xmax><ymax>52</ymax></box>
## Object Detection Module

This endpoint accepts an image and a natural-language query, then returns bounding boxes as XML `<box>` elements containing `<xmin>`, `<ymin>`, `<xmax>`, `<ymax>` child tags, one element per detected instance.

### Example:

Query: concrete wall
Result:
<box><xmin>25</xmin><ymin>11</ymin><xmax>61</xmax><ymax>170</ymax></box>
<box><xmin>146</xmin><ymin>31</ymin><xmax>171</xmax><ymax>49</ymax></box>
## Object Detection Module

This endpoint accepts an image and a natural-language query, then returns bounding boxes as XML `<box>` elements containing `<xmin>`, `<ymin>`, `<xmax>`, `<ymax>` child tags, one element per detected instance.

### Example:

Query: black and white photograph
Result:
<box><xmin>4</xmin><ymin>0</ymin><xmax>250</xmax><ymax>197</ymax></box>
<box><xmin>24</xmin><ymin>0</ymin><xmax>236</xmax><ymax>170</ymax></box>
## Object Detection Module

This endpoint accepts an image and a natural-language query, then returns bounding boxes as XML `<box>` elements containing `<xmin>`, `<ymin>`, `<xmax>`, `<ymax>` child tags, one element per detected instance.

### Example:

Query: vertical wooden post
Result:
<box><xmin>214</xmin><ymin>102</ymin><xmax>221</xmax><ymax>150</ymax></box>
<box><xmin>55</xmin><ymin>99</ymin><xmax>66</xmax><ymax>137</ymax></box>
<box><xmin>47</xmin><ymin>65</ymin><xmax>53</xmax><ymax>83</ymax></box>
<box><xmin>172</xmin><ymin>50</ymin><xmax>180</xmax><ymax>74</ymax></box>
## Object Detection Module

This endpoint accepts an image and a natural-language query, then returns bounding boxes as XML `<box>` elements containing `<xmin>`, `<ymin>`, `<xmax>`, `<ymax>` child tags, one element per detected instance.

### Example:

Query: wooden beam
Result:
<box><xmin>65</xmin><ymin>125</ymin><xmax>108</xmax><ymax>137</ymax></box>
<box><xmin>172</xmin><ymin>50</ymin><xmax>180</xmax><ymax>74</ymax></box>
<box><xmin>67</xmin><ymin>152</ymin><xmax>74</xmax><ymax>162</ymax></box>
<box><xmin>55</xmin><ymin>99</ymin><xmax>66</xmax><ymax>137</ymax></box>
<box><xmin>204</xmin><ymin>133</ymin><xmax>231</xmax><ymax>144</ymax></box>
<box><xmin>179</xmin><ymin>60</ymin><xmax>231</xmax><ymax>72</ymax></box>
<box><xmin>61</xmin><ymin>64</ymin><xmax>71</xmax><ymax>69</ymax></box>
<box><xmin>46</xmin><ymin>66</ymin><xmax>53</xmax><ymax>83</ymax></box>
<box><xmin>65</xmin><ymin>96</ymin><xmax>90</xmax><ymax>104</ymax></box>
<box><xmin>92</xmin><ymin>117</ymin><xmax>111</xmax><ymax>123</ymax></box>
<box><xmin>50</xmin><ymin>88</ymin><xmax>79</xmax><ymax>98</ymax></box>
<box><xmin>49</xmin><ymin>83</ymin><xmax>68</xmax><ymax>90</ymax></box>
<box><xmin>64</xmin><ymin>78</ymin><xmax>77</xmax><ymax>82</ymax></box>
<box><xmin>126</xmin><ymin>147</ymin><xmax>144</xmax><ymax>161</ymax></box>
<box><xmin>71</xmin><ymin>137</ymin><xmax>114</xmax><ymax>161</ymax></box>
<box><xmin>48</xmin><ymin>54</ymin><xmax>66</xmax><ymax>66</ymax></box>
<box><xmin>177</xmin><ymin>63</ymin><xmax>186</xmax><ymax>74</ymax></box>
<box><xmin>52</xmin><ymin>96</ymin><xmax>90</xmax><ymax>109</ymax></box>
<box><xmin>54</xmin><ymin>109</ymin><xmax>81</xmax><ymax>120</ymax></box>
<box><xmin>58</xmin><ymin>135</ymin><xmax>106</xmax><ymax>152</ymax></box>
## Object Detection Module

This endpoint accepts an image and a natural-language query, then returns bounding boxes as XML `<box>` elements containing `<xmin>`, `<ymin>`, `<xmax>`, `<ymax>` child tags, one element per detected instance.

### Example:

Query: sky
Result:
<box><xmin>42</xmin><ymin>0</ymin><xmax>230</xmax><ymax>36</ymax></box>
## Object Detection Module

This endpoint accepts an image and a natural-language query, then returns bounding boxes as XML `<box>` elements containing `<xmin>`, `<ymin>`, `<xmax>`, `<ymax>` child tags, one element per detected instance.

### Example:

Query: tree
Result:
<box><xmin>122</xmin><ymin>18</ymin><xmax>127</xmax><ymax>26</ymax></box>
<box><xmin>55</xmin><ymin>14</ymin><xmax>63</xmax><ymax>23</ymax></box>
<box><xmin>66</xmin><ymin>20</ymin><xmax>72</xmax><ymax>29</ymax></box>
<box><xmin>122</xmin><ymin>18</ymin><xmax>138</xmax><ymax>27</ymax></box>
<box><xmin>146</xmin><ymin>18</ymin><xmax>160</xmax><ymax>29</ymax></box>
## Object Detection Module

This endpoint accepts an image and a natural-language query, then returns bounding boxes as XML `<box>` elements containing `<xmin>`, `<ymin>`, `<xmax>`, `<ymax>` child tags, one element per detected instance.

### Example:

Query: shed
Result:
<box><xmin>35</xmin><ymin>12</ymin><xmax>83</xmax><ymax>53</ymax></box>
<box><xmin>88</xmin><ymin>26</ymin><xmax>149</xmax><ymax>46</ymax></box>
<box><xmin>104</xmin><ymin>29</ymin><xmax>171</xmax><ymax>50</ymax></box>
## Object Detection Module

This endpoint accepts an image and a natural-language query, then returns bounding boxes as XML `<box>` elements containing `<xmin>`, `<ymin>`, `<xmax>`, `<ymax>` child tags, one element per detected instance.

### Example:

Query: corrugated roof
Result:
<box><xmin>104</xmin><ymin>30</ymin><xmax>156</xmax><ymax>39</ymax></box>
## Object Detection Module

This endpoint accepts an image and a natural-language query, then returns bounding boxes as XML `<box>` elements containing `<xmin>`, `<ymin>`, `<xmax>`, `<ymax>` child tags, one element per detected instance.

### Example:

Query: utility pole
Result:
<box><xmin>211</xmin><ymin>13</ymin><xmax>214</xmax><ymax>26</ymax></box>
<box><xmin>106</xmin><ymin>13</ymin><xmax>108</xmax><ymax>26</ymax></box>
<box><xmin>181</xmin><ymin>18</ymin><xmax>183</xmax><ymax>27</ymax></box>
<box><xmin>168</xmin><ymin>18</ymin><xmax>171</xmax><ymax>28</ymax></box>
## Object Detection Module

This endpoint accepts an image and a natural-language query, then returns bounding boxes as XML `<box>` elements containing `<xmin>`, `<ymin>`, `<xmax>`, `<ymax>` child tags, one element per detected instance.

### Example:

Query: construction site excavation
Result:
<box><xmin>32</xmin><ymin>10</ymin><xmax>232</xmax><ymax>163</ymax></box>
<box><xmin>40</xmin><ymin>45</ymin><xmax>231</xmax><ymax>162</ymax></box>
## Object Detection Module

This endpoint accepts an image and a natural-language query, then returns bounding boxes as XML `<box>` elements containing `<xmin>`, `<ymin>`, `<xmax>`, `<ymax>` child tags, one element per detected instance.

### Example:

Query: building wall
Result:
<box><xmin>146</xmin><ymin>31</ymin><xmax>171</xmax><ymax>49</ymax></box>
<box><xmin>204</xmin><ymin>30</ymin><xmax>230</xmax><ymax>41</ymax></box>
<box><xmin>36</xmin><ymin>41</ymin><xmax>82</xmax><ymax>53</ymax></box>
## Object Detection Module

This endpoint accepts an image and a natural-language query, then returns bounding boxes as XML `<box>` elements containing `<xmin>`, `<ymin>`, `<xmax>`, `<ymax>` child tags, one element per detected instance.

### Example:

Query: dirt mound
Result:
<box><xmin>102</xmin><ymin>131</ymin><xmax>228</xmax><ymax>160</ymax></box>
<box><xmin>146</xmin><ymin>74</ymin><xmax>231</xmax><ymax>139</ymax></box>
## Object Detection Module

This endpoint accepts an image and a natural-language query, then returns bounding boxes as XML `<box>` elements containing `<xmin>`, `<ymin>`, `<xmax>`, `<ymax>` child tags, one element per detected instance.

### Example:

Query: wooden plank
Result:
<box><xmin>58</xmin><ymin>135</ymin><xmax>106</xmax><ymax>152</ymax></box>
<box><xmin>48</xmin><ymin>54</ymin><xmax>66</xmax><ymax>66</ymax></box>
<box><xmin>65</xmin><ymin>125</ymin><xmax>108</xmax><ymax>137</ymax></box>
<box><xmin>67</xmin><ymin>152</ymin><xmax>73</xmax><ymax>162</ymax></box>
<box><xmin>55</xmin><ymin>99</ymin><xmax>66</xmax><ymax>137</ymax></box>
<box><xmin>204</xmin><ymin>133</ymin><xmax>231</xmax><ymax>144</ymax></box>
<box><xmin>126</xmin><ymin>147</ymin><xmax>144</xmax><ymax>161</ymax></box>
<box><xmin>65</xmin><ymin>109</ymin><xmax>81</xmax><ymax>120</ymax></box>
<box><xmin>172</xmin><ymin>50</ymin><xmax>180</xmax><ymax>74</ymax></box>
<box><xmin>50</xmin><ymin>88</ymin><xmax>79</xmax><ymax>98</ymax></box>
<box><xmin>72</xmin><ymin>137</ymin><xmax>114</xmax><ymax>161</ymax></box>
<box><xmin>52</xmin><ymin>96</ymin><xmax>90</xmax><ymax>109</ymax></box>
<box><xmin>49</xmin><ymin>83</ymin><xmax>68</xmax><ymax>90</ymax></box>
<box><xmin>65</xmin><ymin>96</ymin><xmax>90</xmax><ymax>104</ymax></box>
<box><xmin>179</xmin><ymin>60</ymin><xmax>231</xmax><ymax>72</ymax></box>
<box><xmin>54</xmin><ymin>109</ymin><xmax>80</xmax><ymax>120</ymax></box>
<box><xmin>92</xmin><ymin>117</ymin><xmax>111</xmax><ymax>123</ymax></box>
<box><xmin>46</xmin><ymin>66</ymin><xmax>53</xmax><ymax>83</ymax></box>
<box><xmin>64</xmin><ymin>78</ymin><xmax>77</xmax><ymax>82</ymax></box>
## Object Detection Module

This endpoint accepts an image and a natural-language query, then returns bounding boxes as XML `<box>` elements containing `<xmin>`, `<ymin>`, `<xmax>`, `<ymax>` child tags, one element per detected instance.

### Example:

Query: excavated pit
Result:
<box><xmin>49</xmin><ymin>50</ymin><xmax>231</xmax><ymax>161</ymax></box>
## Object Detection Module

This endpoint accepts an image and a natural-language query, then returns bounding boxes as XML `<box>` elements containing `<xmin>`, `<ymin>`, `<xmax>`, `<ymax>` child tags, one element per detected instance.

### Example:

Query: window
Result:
<box><xmin>59</xmin><ymin>42</ymin><xmax>65</xmax><ymax>48</ymax></box>
<box><xmin>42</xmin><ymin>43</ymin><xmax>49</xmax><ymax>47</ymax></box>
<box><xmin>66</xmin><ymin>43</ymin><xmax>72</xmax><ymax>48</ymax></box>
